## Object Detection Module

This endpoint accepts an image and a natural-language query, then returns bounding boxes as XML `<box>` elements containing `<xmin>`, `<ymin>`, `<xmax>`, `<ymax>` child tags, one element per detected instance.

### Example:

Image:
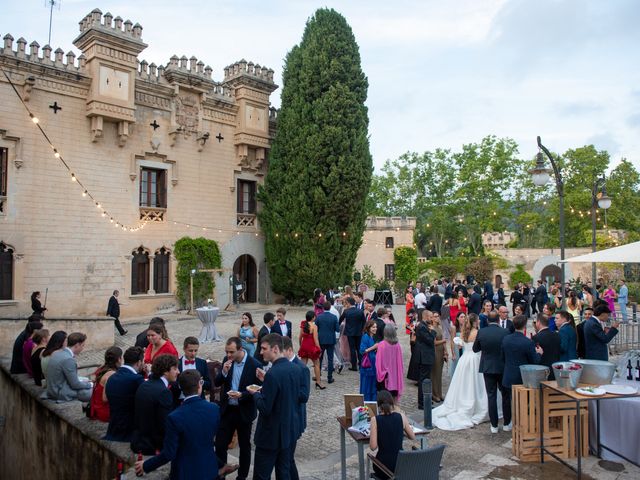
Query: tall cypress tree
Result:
<box><xmin>259</xmin><ymin>8</ymin><xmax>372</xmax><ymax>300</ymax></box>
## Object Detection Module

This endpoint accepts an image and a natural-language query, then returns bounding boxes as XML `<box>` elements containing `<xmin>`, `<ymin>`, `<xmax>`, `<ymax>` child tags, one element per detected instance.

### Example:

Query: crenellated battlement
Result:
<box><xmin>1</xmin><ymin>33</ymin><xmax>86</xmax><ymax>72</ymax></box>
<box><xmin>78</xmin><ymin>8</ymin><xmax>143</xmax><ymax>41</ymax></box>
<box><xmin>224</xmin><ymin>59</ymin><xmax>275</xmax><ymax>83</ymax></box>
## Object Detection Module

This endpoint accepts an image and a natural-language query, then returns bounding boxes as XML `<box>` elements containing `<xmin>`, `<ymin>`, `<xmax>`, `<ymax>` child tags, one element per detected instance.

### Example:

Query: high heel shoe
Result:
<box><xmin>315</xmin><ymin>382</ymin><xmax>326</xmax><ymax>390</ymax></box>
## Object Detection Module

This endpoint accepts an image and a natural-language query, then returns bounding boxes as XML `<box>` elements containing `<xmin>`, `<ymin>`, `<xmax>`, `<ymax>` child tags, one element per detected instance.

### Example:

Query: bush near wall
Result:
<box><xmin>174</xmin><ymin>237</ymin><xmax>222</xmax><ymax>308</ymax></box>
<box><xmin>417</xmin><ymin>256</ymin><xmax>496</xmax><ymax>282</ymax></box>
<box><xmin>394</xmin><ymin>246</ymin><xmax>418</xmax><ymax>290</ymax></box>
<box><xmin>509</xmin><ymin>264</ymin><xmax>532</xmax><ymax>288</ymax></box>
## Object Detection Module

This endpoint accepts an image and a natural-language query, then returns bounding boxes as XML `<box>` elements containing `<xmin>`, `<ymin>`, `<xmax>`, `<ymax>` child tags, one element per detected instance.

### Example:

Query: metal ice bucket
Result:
<box><xmin>520</xmin><ymin>365</ymin><xmax>549</xmax><ymax>388</ymax></box>
<box><xmin>552</xmin><ymin>361</ymin><xmax>583</xmax><ymax>389</ymax></box>
<box><xmin>570</xmin><ymin>359</ymin><xmax>616</xmax><ymax>385</ymax></box>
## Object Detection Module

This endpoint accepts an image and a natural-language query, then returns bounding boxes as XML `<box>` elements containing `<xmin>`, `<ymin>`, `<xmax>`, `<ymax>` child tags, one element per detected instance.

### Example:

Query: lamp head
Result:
<box><xmin>529</xmin><ymin>152</ymin><xmax>552</xmax><ymax>186</ymax></box>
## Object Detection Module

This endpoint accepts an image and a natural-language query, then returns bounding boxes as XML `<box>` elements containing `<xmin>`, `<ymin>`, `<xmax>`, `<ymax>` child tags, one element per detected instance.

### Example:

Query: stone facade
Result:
<box><xmin>482</xmin><ymin>231</ymin><xmax>516</xmax><ymax>249</ymax></box>
<box><xmin>354</xmin><ymin>216</ymin><xmax>416</xmax><ymax>282</ymax></box>
<box><xmin>0</xmin><ymin>9</ymin><xmax>278</xmax><ymax>317</ymax></box>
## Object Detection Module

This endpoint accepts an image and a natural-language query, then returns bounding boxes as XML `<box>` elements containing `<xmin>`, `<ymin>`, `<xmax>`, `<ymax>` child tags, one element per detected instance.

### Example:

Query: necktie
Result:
<box><xmin>501</xmin><ymin>321</ymin><xmax>505</xmax><ymax>329</ymax></box>
<box><xmin>185</xmin><ymin>360</ymin><xmax>195</xmax><ymax>365</ymax></box>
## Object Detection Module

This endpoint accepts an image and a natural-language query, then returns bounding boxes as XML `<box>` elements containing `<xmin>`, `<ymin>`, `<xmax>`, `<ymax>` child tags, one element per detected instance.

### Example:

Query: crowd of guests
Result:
<box><xmin>9</xmin><ymin>309</ymin><xmax>315</xmax><ymax>480</ymax></box>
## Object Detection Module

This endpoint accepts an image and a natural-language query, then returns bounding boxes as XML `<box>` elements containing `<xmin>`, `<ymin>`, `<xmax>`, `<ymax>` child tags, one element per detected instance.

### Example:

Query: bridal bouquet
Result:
<box><xmin>349</xmin><ymin>406</ymin><xmax>371</xmax><ymax>436</ymax></box>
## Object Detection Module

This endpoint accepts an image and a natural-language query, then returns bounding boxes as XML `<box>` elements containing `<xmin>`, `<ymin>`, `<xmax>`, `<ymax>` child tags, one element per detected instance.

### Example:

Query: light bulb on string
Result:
<box><xmin>110</xmin><ymin>218</ymin><xmax>114</xmax><ymax>223</ymax></box>
<box><xmin>30</xmin><ymin>114</ymin><xmax>39</xmax><ymax>123</ymax></box>
<box><xmin>82</xmin><ymin>190</ymin><xmax>87</xmax><ymax>197</ymax></box>
<box><xmin>96</xmin><ymin>203</ymin><xmax>101</xmax><ymax>209</ymax></box>
<box><xmin>71</xmin><ymin>173</ymin><xmax>77</xmax><ymax>182</ymax></box>
<box><xmin>54</xmin><ymin>151</ymin><xmax>60</xmax><ymax>159</ymax></box>
<box><xmin>101</xmin><ymin>211</ymin><xmax>106</xmax><ymax>217</ymax></box>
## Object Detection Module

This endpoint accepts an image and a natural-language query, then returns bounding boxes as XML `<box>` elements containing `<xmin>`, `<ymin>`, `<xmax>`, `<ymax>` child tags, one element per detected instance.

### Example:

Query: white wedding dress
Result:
<box><xmin>432</xmin><ymin>340</ymin><xmax>496</xmax><ymax>431</ymax></box>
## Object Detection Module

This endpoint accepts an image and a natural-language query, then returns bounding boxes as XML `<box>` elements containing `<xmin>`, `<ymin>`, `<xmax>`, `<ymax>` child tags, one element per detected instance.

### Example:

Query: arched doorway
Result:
<box><xmin>494</xmin><ymin>274</ymin><xmax>502</xmax><ymax>289</ymax></box>
<box><xmin>540</xmin><ymin>264</ymin><xmax>562</xmax><ymax>285</ymax></box>
<box><xmin>233</xmin><ymin>254</ymin><xmax>257</xmax><ymax>303</ymax></box>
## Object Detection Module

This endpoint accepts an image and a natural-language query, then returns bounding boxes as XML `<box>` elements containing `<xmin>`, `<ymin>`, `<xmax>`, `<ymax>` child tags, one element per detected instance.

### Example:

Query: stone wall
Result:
<box><xmin>0</xmin><ymin>360</ymin><xmax>167</xmax><ymax>479</ymax></box>
<box><xmin>0</xmin><ymin>317</ymin><xmax>115</xmax><ymax>357</ymax></box>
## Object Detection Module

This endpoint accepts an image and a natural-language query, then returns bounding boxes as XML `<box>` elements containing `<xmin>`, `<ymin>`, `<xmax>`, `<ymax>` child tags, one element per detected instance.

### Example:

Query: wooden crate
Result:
<box><xmin>512</xmin><ymin>385</ymin><xmax>589</xmax><ymax>462</ymax></box>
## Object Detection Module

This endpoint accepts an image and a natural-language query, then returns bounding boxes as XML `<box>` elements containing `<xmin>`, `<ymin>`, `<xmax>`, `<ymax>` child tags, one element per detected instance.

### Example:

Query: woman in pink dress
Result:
<box><xmin>603</xmin><ymin>284</ymin><xmax>617</xmax><ymax>319</ymax></box>
<box><xmin>376</xmin><ymin>325</ymin><xmax>405</xmax><ymax>401</ymax></box>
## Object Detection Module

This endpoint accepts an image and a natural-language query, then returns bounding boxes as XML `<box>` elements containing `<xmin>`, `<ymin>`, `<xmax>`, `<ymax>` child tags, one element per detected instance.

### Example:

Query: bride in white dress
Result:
<box><xmin>433</xmin><ymin>314</ymin><xmax>495</xmax><ymax>431</ymax></box>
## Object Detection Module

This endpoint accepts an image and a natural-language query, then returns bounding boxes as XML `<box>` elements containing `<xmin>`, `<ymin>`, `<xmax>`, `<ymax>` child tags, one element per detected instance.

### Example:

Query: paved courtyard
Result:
<box><xmin>74</xmin><ymin>304</ymin><xmax>640</xmax><ymax>479</ymax></box>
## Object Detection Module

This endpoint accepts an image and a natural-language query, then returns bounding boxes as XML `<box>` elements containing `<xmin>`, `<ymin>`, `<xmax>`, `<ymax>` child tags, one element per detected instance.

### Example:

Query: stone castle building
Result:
<box><xmin>0</xmin><ymin>9</ymin><xmax>278</xmax><ymax>317</ymax></box>
<box><xmin>354</xmin><ymin>216</ymin><xmax>416</xmax><ymax>283</ymax></box>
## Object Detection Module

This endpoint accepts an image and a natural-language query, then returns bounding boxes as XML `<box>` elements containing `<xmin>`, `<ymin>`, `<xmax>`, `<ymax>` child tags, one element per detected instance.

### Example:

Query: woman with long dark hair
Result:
<box><xmin>359</xmin><ymin>320</ymin><xmax>378</xmax><ymax>401</ymax></box>
<box><xmin>41</xmin><ymin>330</ymin><xmax>68</xmax><ymax>379</ymax></box>
<box><xmin>143</xmin><ymin>324</ymin><xmax>178</xmax><ymax>376</ymax></box>
<box><xmin>89</xmin><ymin>346</ymin><xmax>123</xmax><ymax>422</ymax></box>
<box><xmin>298</xmin><ymin>310</ymin><xmax>324</xmax><ymax>389</ymax></box>
<box><xmin>31</xmin><ymin>329</ymin><xmax>50</xmax><ymax>386</ymax></box>
<box><xmin>369</xmin><ymin>390</ymin><xmax>416</xmax><ymax>479</ymax></box>
<box><xmin>237</xmin><ymin>312</ymin><xmax>258</xmax><ymax>357</ymax></box>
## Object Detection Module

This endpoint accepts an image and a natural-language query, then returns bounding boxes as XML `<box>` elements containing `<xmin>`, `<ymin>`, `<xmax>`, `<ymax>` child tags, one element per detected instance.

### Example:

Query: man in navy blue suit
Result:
<box><xmin>176</xmin><ymin>337</ymin><xmax>211</xmax><ymax>400</ymax></box>
<box><xmin>584</xmin><ymin>304</ymin><xmax>619</xmax><ymax>361</ymax></box>
<box><xmin>254</xmin><ymin>312</ymin><xmax>275</xmax><ymax>364</ymax></box>
<box><xmin>214</xmin><ymin>337</ymin><xmax>262</xmax><ymax>480</ymax></box>
<box><xmin>497</xmin><ymin>306</ymin><xmax>516</xmax><ymax>333</ymax></box>
<box><xmin>340</xmin><ymin>297</ymin><xmax>366</xmax><ymax>371</ymax></box>
<box><xmin>283</xmin><ymin>336</ymin><xmax>310</xmax><ymax>480</ymax></box>
<box><xmin>104</xmin><ymin>346</ymin><xmax>144</xmax><ymax>441</ymax></box>
<box><xmin>250</xmin><ymin>333</ymin><xmax>302</xmax><ymax>480</ymax></box>
<box><xmin>473</xmin><ymin>314</ymin><xmax>511</xmax><ymax>433</ymax></box>
<box><xmin>135</xmin><ymin>369</ymin><xmax>238</xmax><ymax>479</ymax></box>
<box><xmin>131</xmin><ymin>355</ymin><xmax>178</xmax><ymax>455</ymax></box>
<box><xmin>556</xmin><ymin>311</ymin><xmax>578</xmax><ymax>361</ymax></box>
<box><xmin>271</xmin><ymin>307</ymin><xmax>292</xmax><ymax>338</ymax></box>
<box><xmin>316</xmin><ymin>301</ymin><xmax>340</xmax><ymax>384</ymax></box>
<box><xmin>501</xmin><ymin>315</ymin><xmax>543</xmax><ymax>413</ymax></box>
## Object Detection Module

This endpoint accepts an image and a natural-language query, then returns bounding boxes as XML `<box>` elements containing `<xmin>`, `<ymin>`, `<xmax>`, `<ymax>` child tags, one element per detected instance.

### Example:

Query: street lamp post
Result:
<box><xmin>530</xmin><ymin>136</ymin><xmax>566</xmax><ymax>308</ymax></box>
<box><xmin>590</xmin><ymin>177</ymin><xmax>612</xmax><ymax>297</ymax></box>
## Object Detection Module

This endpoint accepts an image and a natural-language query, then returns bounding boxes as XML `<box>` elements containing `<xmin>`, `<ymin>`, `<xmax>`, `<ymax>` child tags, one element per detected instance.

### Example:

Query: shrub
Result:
<box><xmin>173</xmin><ymin>237</ymin><xmax>222</xmax><ymax>308</ymax></box>
<box><xmin>394</xmin><ymin>246</ymin><xmax>418</xmax><ymax>290</ymax></box>
<box><xmin>509</xmin><ymin>264</ymin><xmax>532</xmax><ymax>288</ymax></box>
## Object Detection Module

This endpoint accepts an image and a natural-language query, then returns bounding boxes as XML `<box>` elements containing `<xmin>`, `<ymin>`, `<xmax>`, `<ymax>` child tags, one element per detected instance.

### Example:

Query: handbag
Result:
<box><xmin>361</xmin><ymin>352</ymin><xmax>371</xmax><ymax>369</ymax></box>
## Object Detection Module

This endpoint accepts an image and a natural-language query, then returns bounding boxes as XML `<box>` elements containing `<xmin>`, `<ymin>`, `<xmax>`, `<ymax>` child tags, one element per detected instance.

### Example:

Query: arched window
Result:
<box><xmin>0</xmin><ymin>242</ymin><xmax>13</xmax><ymax>300</ymax></box>
<box><xmin>154</xmin><ymin>247</ymin><xmax>170</xmax><ymax>294</ymax></box>
<box><xmin>131</xmin><ymin>247</ymin><xmax>150</xmax><ymax>295</ymax></box>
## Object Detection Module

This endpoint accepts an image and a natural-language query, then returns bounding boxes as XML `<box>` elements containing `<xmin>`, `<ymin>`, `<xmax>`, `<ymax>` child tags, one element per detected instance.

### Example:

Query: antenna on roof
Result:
<box><xmin>45</xmin><ymin>0</ymin><xmax>61</xmax><ymax>45</ymax></box>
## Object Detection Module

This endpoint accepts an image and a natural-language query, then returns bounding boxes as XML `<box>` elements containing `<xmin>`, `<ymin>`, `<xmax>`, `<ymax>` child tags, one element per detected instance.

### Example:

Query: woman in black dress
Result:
<box><xmin>30</xmin><ymin>329</ymin><xmax>49</xmax><ymax>386</ymax></box>
<box><xmin>31</xmin><ymin>291</ymin><xmax>47</xmax><ymax>317</ymax></box>
<box><xmin>369</xmin><ymin>390</ymin><xmax>416</xmax><ymax>479</ymax></box>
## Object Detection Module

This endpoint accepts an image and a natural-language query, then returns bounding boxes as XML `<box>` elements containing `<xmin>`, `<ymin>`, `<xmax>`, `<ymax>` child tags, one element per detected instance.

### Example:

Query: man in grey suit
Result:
<box><xmin>45</xmin><ymin>332</ymin><xmax>92</xmax><ymax>402</ymax></box>
<box><xmin>316</xmin><ymin>301</ymin><xmax>340</xmax><ymax>384</ymax></box>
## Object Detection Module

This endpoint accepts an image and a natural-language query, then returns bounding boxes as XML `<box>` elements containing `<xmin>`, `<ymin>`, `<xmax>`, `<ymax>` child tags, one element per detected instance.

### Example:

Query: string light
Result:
<box><xmin>71</xmin><ymin>173</ymin><xmax>76</xmax><ymax>182</ymax></box>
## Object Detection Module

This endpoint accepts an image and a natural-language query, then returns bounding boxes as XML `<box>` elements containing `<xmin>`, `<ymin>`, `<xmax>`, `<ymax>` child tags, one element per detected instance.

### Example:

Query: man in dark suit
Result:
<box><xmin>584</xmin><ymin>304</ymin><xmax>619</xmax><ymax>361</ymax></box>
<box><xmin>426</xmin><ymin>289</ymin><xmax>443</xmax><ymax>313</ymax></box>
<box><xmin>10</xmin><ymin>319</ymin><xmax>42</xmax><ymax>374</ymax></box>
<box><xmin>316</xmin><ymin>302</ymin><xmax>340</xmax><ymax>384</ymax></box>
<box><xmin>254</xmin><ymin>312</ymin><xmax>275</xmax><ymax>364</ymax></box>
<box><xmin>104</xmin><ymin>347</ymin><xmax>144</xmax><ymax>441</ymax></box>
<box><xmin>415</xmin><ymin>315</ymin><xmax>436</xmax><ymax>410</ymax></box>
<box><xmin>364</xmin><ymin>299</ymin><xmax>378</xmax><ymax>323</ymax></box>
<box><xmin>176</xmin><ymin>337</ymin><xmax>211</xmax><ymax>400</ymax></box>
<box><xmin>502</xmin><ymin>315</ymin><xmax>543</xmax><ymax>391</ymax></box>
<box><xmin>483</xmin><ymin>280</ymin><xmax>494</xmax><ymax>305</ymax></box>
<box><xmin>531</xmin><ymin>314</ymin><xmax>560</xmax><ymax>380</ymax></box>
<box><xmin>271</xmin><ymin>307</ymin><xmax>292</xmax><ymax>338</ymax></box>
<box><xmin>283</xmin><ymin>336</ymin><xmax>311</xmax><ymax>480</ymax></box>
<box><xmin>106</xmin><ymin>289</ymin><xmax>127</xmax><ymax>336</ymax></box>
<box><xmin>534</xmin><ymin>280</ymin><xmax>548</xmax><ymax>314</ymax></box>
<box><xmin>340</xmin><ymin>297</ymin><xmax>366</xmax><ymax>371</ymax></box>
<box><xmin>467</xmin><ymin>286</ymin><xmax>482</xmax><ymax>315</ymax></box>
<box><xmin>497</xmin><ymin>306</ymin><xmax>515</xmax><ymax>333</ymax></box>
<box><xmin>355</xmin><ymin>292</ymin><xmax>365</xmax><ymax>310</ymax></box>
<box><xmin>577</xmin><ymin>307</ymin><xmax>592</xmax><ymax>358</ymax></box>
<box><xmin>250</xmin><ymin>333</ymin><xmax>302</xmax><ymax>480</ymax></box>
<box><xmin>473</xmin><ymin>312</ymin><xmax>511</xmax><ymax>433</ymax></box>
<box><xmin>135</xmin><ymin>317</ymin><xmax>165</xmax><ymax>349</ymax></box>
<box><xmin>131</xmin><ymin>354</ymin><xmax>178</xmax><ymax>455</ymax></box>
<box><xmin>556</xmin><ymin>311</ymin><xmax>578</xmax><ymax>361</ymax></box>
<box><xmin>135</xmin><ymin>370</ymin><xmax>238</xmax><ymax>479</ymax></box>
<box><xmin>214</xmin><ymin>337</ymin><xmax>262</xmax><ymax>480</ymax></box>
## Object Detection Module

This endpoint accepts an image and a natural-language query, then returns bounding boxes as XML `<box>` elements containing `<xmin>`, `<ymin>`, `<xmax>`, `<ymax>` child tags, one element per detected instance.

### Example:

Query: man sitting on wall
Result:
<box><xmin>44</xmin><ymin>332</ymin><xmax>93</xmax><ymax>403</ymax></box>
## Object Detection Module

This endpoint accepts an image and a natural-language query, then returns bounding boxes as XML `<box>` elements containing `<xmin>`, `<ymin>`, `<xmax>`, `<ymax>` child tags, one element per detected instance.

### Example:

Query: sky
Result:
<box><xmin>2</xmin><ymin>0</ymin><xmax>639</xmax><ymax>172</ymax></box>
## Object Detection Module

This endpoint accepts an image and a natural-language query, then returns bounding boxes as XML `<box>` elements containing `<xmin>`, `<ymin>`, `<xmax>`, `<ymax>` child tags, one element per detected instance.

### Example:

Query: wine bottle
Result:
<box><xmin>136</xmin><ymin>452</ymin><xmax>144</xmax><ymax>477</ymax></box>
<box><xmin>627</xmin><ymin>359</ymin><xmax>634</xmax><ymax>380</ymax></box>
<box><xmin>116</xmin><ymin>462</ymin><xmax>125</xmax><ymax>480</ymax></box>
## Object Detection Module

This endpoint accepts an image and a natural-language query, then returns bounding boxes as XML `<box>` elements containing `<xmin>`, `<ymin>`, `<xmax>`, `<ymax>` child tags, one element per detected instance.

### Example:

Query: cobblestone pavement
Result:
<box><xmin>76</xmin><ymin>304</ymin><xmax>640</xmax><ymax>480</ymax></box>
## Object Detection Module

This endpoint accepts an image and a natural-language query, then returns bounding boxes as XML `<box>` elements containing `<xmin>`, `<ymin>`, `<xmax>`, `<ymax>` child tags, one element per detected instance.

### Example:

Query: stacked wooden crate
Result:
<box><xmin>512</xmin><ymin>385</ymin><xmax>589</xmax><ymax>462</ymax></box>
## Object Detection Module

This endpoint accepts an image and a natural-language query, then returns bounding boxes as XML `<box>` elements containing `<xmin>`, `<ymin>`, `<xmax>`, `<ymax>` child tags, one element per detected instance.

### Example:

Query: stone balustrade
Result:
<box><xmin>224</xmin><ymin>58</ymin><xmax>275</xmax><ymax>83</ymax></box>
<box><xmin>78</xmin><ymin>8</ymin><xmax>143</xmax><ymax>40</ymax></box>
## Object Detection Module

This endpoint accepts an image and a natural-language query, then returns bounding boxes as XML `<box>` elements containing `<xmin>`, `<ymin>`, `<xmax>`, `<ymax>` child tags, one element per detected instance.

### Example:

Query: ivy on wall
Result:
<box><xmin>173</xmin><ymin>237</ymin><xmax>222</xmax><ymax>307</ymax></box>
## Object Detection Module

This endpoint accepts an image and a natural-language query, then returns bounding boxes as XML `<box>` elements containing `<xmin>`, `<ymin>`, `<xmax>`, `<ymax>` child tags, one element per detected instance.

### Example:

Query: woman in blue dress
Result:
<box><xmin>237</xmin><ymin>312</ymin><xmax>258</xmax><ymax>357</ymax></box>
<box><xmin>359</xmin><ymin>320</ymin><xmax>379</xmax><ymax>401</ymax></box>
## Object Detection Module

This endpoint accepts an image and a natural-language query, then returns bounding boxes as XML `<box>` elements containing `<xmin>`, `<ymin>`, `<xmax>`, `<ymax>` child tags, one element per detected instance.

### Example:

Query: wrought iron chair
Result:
<box><xmin>366</xmin><ymin>444</ymin><xmax>446</xmax><ymax>480</ymax></box>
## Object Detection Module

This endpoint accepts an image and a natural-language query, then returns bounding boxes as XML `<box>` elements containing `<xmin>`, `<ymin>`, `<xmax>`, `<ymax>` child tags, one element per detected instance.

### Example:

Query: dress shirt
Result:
<box><xmin>500</xmin><ymin>319</ymin><xmax>507</xmax><ymax>329</ymax></box>
<box><xmin>183</xmin><ymin>394</ymin><xmax>199</xmax><ymax>402</ymax></box>
<box><xmin>414</xmin><ymin>293</ymin><xmax>427</xmax><ymax>309</ymax></box>
<box><xmin>65</xmin><ymin>347</ymin><xmax>75</xmax><ymax>358</ymax></box>
<box><xmin>160</xmin><ymin>376</ymin><xmax>169</xmax><ymax>388</ymax></box>
<box><xmin>223</xmin><ymin>351</ymin><xmax>247</xmax><ymax>405</ymax></box>
<box><xmin>182</xmin><ymin>358</ymin><xmax>197</xmax><ymax>370</ymax></box>
<box><xmin>277</xmin><ymin>321</ymin><xmax>288</xmax><ymax>337</ymax></box>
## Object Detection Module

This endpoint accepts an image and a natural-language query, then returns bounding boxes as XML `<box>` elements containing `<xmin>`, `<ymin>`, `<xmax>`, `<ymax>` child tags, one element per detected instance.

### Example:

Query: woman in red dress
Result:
<box><xmin>449</xmin><ymin>289</ymin><xmax>468</xmax><ymax>328</ymax></box>
<box><xmin>143</xmin><ymin>324</ymin><xmax>178</xmax><ymax>376</ymax></box>
<box><xmin>89</xmin><ymin>346</ymin><xmax>122</xmax><ymax>422</ymax></box>
<box><xmin>404</xmin><ymin>286</ymin><xmax>415</xmax><ymax>333</ymax></box>
<box><xmin>298</xmin><ymin>311</ymin><xmax>325</xmax><ymax>390</ymax></box>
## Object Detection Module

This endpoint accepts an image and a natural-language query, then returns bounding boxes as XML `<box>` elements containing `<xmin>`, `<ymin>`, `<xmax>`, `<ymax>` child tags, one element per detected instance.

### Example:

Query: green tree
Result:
<box><xmin>259</xmin><ymin>9</ymin><xmax>372</xmax><ymax>299</ymax></box>
<box><xmin>394</xmin><ymin>246</ymin><xmax>418</xmax><ymax>290</ymax></box>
